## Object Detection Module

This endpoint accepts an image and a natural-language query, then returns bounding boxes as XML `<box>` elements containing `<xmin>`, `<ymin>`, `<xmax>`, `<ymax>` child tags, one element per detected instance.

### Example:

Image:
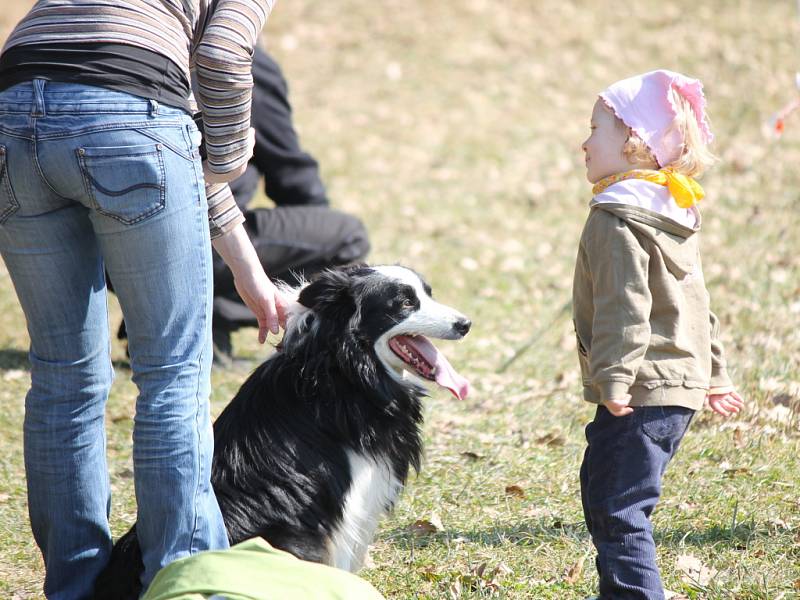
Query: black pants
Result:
<box><xmin>212</xmin><ymin>205</ymin><xmax>369</xmax><ymax>326</ymax></box>
<box><xmin>212</xmin><ymin>46</ymin><xmax>369</xmax><ymax>328</ymax></box>
<box><xmin>230</xmin><ymin>46</ymin><xmax>328</xmax><ymax>208</ymax></box>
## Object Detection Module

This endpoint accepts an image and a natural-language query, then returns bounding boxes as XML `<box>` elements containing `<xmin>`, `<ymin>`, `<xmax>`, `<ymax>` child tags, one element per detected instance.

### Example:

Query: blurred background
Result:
<box><xmin>1</xmin><ymin>1</ymin><xmax>799</xmax><ymax>598</ymax></box>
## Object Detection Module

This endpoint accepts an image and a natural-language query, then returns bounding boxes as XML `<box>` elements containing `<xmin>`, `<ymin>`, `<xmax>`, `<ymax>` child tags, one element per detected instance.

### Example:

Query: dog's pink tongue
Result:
<box><xmin>404</xmin><ymin>335</ymin><xmax>470</xmax><ymax>400</ymax></box>
<box><xmin>433</xmin><ymin>356</ymin><xmax>471</xmax><ymax>400</ymax></box>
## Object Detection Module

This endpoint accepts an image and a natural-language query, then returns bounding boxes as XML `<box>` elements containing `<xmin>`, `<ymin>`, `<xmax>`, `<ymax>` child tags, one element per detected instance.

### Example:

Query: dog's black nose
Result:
<box><xmin>453</xmin><ymin>318</ymin><xmax>471</xmax><ymax>336</ymax></box>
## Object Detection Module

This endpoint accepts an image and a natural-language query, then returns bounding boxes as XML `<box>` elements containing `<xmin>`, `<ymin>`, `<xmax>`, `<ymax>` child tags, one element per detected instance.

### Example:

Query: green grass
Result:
<box><xmin>2</xmin><ymin>0</ymin><xmax>799</xmax><ymax>598</ymax></box>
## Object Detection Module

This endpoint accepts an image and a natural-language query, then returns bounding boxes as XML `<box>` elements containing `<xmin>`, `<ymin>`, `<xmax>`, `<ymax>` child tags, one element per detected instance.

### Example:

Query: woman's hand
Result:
<box><xmin>211</xmin><ymin>222</ymin><xmax>288</xmax><ymax>343</ymax></box>
<box><xmin>231</xmin><ymin>261</ymin><xmax>288</xmax><ymax>343</ymax></box>
<box><xmin>202</xmin><ymin>128</ymin><xmax>256</xmax><ymax>185</ymax></box>
<box><xmin>707</xmin><ymin>390</ymin><xmax>744</xmax><ymax>417</ymax></box>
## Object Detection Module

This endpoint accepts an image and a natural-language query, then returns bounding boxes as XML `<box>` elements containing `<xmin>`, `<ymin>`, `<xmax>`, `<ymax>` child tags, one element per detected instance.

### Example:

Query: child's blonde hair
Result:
<box><xmin>615</xmin><ymin>88</ymin><xmax>717</xmax><ymax>177</ymax></box>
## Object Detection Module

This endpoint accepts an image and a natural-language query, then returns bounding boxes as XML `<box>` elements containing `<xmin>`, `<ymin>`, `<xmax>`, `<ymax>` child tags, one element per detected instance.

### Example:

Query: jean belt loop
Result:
<box><xmin>32</xmin><ymin>78</ymin><xmax>46</xmax><ymax>117</ymax></box>
<box><xmin>149</xmin><ymin>99</ymin><xmax>159</xmax><ymax>117</ymax></box>
<box><xmin>185</xmin><ymin>124</ymin><xmax>198</xmax><ymax>158</ymax></box>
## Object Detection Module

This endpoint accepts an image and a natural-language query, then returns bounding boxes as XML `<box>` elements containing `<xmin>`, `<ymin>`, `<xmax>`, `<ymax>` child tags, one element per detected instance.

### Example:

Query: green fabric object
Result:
<box><xmin>142</xmin><ymin>538</ymin><xmax>386</xmax><ymax>600</ymax></box>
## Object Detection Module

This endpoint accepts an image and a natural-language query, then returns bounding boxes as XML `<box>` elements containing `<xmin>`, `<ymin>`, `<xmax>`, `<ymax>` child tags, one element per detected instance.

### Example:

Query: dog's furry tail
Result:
<box><xmin>91</xmin><ymin>526</ymin><xmax>144</xmax><ymax>600</ymax></box>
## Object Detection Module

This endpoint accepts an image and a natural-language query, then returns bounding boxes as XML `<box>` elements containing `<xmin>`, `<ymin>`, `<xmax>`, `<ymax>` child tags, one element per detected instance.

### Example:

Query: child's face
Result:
<box><xmin>582</xmin><ymin>99</ymin><xmax>632</xmax><ymax>183</ymax></box>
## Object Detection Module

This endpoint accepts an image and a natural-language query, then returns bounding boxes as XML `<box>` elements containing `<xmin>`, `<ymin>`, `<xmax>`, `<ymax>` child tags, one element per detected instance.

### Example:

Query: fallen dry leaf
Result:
<box><xmin>408</xmin><ymin>513</ymin><xmax>444</xmax><ymax>536</ymax></box>
<box><xmin>419</xmin><ymin>566</ymin><xmax>440</xmax><ymax>582</ymax></box>
<box><xmin>535</xmin><ymin>431</ymin><xmax>566</xmax><ymax>447</ymax></box>
<box><xmin>768</xmin><ymin>517</ymin><xmax>790</xmax><ymax>531</ymax></box>
<box><xmin>429</xmin><ymin>512</ymin><xmax>445</xmax><ymax>532</ymax></box>
<box><xmin>723</xmin><ymin>467</ymin><xmax>751</xmax><ymax>477</ymax></box>
<box><xmin>408</xmin><ymin>519</ymin><xmax>439</xmax><ymax>536</ymax></box>
<box><xmin>504</xmin><ymin>484</ymin><xmax>526</xmax><ymax>499</ymax></box>
<box><xmin>2</xmin><ymin>369</ymin><xmax>26</xmax><ymax>381</ymax></box>
<box><xmin>732</xmin><ymin>428</ymin><xmax>746</xmax><ymax>449</ymax></box>
<box><xmin>473</xmin><ymin>562</ymin><xmax>487</xmax><ymax>578</ymax></box>
<box><xmin>772</xmin><ymin>393</ymin><xmax>796</xmax><ymax>406</ymax></box>
<box><xmin>676</xmin><ymin>553</ymin><xmax>718</xmax><ymax>587</ymax></box>
<box><xmin>467</xmin><ymin>562</ymin><xmax>513</xmax><ymax>593</ymax></box>
<box><xmin>460</xmin><ymin>451</ymin><xmax>484</xmax><ymax>461</ymax></box>
<box><xmin>564</xmin><ymin>557</ymin><xmax>584</xmax><ymax>584</ymax></box>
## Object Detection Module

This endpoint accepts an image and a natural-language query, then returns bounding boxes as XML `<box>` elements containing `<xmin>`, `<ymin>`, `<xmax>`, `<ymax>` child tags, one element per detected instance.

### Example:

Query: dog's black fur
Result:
<box><xmin>92</xmin><ymin>265</ymin><xmax>469</xmax><ymax>599</ymax></box>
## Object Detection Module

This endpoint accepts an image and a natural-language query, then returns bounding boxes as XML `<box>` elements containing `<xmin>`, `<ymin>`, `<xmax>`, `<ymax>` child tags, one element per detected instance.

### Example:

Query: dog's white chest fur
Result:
<box><xmin>329</xmin><ymin>451</ymin><xmax>402</xmax><ymax>571</ymax></box>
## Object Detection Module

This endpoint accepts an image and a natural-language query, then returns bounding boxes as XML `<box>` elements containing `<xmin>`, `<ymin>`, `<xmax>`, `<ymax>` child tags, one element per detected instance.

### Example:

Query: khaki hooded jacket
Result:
<box><xmin>572</xmin><ymin>202</ymin><xmax>732</xmax><ymax>410</ymax></box>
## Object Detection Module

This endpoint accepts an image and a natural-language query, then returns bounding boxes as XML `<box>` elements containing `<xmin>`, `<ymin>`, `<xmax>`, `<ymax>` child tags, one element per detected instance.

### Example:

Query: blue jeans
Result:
<box><xmin>0</xmin><ymin>80</ymin><xmax>228</xmax><ymax>598</ymax></box>
<box><xmin>580</xmin><ymin>404</ymin><xmax>695</xmax><ymax>600</ymax></box>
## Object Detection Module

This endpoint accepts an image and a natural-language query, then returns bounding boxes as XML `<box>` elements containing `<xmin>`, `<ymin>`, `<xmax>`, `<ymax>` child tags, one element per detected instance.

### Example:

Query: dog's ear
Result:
<box><xmin>298</xmin><ymin>269</ymin><xmax>355</xmax><ymax>312</ymax></box>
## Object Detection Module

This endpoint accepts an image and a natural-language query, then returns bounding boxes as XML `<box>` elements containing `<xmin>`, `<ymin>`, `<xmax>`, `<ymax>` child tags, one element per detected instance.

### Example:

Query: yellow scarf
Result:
<box><xmin>592</xmin><ymin>168</ymin><xmax>704</xmax><ymax>209</ymax></box>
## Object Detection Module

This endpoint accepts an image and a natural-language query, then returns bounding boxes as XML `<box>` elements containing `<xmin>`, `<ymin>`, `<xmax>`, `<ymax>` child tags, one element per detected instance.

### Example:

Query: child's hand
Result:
<box><xmin>604</xmin><ymin>394</ymin><xmax>633</xmax><ymax>417</ymax></box>
<box><xmin>707</xmin><ymin>390</ymin><xmax>744</xmax><ymax>417</ymax></box>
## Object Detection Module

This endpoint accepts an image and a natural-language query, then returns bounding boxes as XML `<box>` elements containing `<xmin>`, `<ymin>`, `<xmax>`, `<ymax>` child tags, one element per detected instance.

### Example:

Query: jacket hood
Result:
<box><xmin>592</xmin><ymin>201</ymin><xmax>701</xmax><ymax>279</ymax></box>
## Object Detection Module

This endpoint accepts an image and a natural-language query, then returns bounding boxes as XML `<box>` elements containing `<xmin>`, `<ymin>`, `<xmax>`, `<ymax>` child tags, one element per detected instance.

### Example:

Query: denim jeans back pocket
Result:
<box><xmin>0</xmin><ymin>145</ymin><xmax>21</xmax><ymax>224</ymax></box>
<box><xmin>641</xmin><ymin>406</ymin><xmax>694</xmax><ymax>444</ymax></box>
<box><xmin>78</xmin><ymin>143</ymin><xmax>165</xmax><ymax>224</ymax></box>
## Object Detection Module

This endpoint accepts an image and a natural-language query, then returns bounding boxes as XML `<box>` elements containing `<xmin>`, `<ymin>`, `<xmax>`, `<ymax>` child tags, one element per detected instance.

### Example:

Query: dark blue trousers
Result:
<box><xmin>580</xmin><ymin>405</ymin><xmax>695</xmax><ymax>599</ymax></box>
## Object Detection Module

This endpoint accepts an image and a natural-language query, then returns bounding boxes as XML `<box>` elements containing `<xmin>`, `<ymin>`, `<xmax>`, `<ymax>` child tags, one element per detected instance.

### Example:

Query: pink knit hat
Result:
<box><xmin>599</xmin><ymin>69</ymin><xmax>713</xmax><ymax>168</ymax></box>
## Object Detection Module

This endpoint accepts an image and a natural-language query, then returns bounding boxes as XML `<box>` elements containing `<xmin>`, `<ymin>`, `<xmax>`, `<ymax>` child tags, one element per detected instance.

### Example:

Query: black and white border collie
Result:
<box><xmin>93</xmin><ymin>264</ymin><xmax>471</xmax><ymax>599</ymax></box>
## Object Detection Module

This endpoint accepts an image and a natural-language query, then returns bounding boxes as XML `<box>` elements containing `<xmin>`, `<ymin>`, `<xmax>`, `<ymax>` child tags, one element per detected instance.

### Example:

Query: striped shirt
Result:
<box><xmin>2</xmin><ymin>0</ymin><xmax>274</xmax><ymax>238</ymax></box>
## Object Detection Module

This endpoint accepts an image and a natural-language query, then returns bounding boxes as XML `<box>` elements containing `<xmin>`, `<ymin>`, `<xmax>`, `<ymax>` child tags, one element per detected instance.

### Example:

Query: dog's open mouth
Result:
<box><xmin>389</xmin><ymin>335</ymin><xmax>470</xmax><ymax>400</ymax></box>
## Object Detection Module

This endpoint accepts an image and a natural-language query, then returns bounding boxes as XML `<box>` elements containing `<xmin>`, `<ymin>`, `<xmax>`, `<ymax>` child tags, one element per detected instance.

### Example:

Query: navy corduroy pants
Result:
<box><xmin>580</xmin><ymin>404</ymin><xmax>695</xmax><ymax>599</ymax></box>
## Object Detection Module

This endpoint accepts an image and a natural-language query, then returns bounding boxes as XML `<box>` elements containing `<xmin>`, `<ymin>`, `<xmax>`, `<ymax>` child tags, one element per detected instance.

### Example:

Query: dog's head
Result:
<box><xmin>282</xmin><ymin>264</ymin><xmax>471</xmax><ymax>400</ymax></box>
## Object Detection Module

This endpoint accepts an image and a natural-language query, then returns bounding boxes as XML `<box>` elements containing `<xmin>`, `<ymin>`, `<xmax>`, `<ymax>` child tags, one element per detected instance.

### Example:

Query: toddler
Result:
<box><xmin>572</xmin><ymin>69</ymin><xmax>744</xmax><ymax>599</ymax></box>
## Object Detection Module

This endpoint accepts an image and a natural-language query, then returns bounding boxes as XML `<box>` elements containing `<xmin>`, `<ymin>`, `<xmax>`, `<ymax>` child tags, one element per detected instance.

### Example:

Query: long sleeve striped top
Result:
<box><xmin>2</xmin><ymin>0</ymin><xmax>274</xmax><ymax>238</ymax></box>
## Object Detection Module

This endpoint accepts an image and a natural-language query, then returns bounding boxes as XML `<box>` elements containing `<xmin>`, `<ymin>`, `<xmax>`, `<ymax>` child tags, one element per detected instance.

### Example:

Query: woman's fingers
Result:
<box><xmin>275</xmin><ymin>291</ymin><xmax>289</xmax><ymax>330</ymax></box>
<box><xmin>211</xmin><ymin>223</ymin><xmax>285</xmax><ymax>344</ymax></box>
<box><xmin>233</xmin><ymin>277</ymin><xmax>281</xmax><ymax>343</ymax></box>
<box><xmin>259</xmin><ymin>292</ymin><xmax>278</xmax><ymax>341</ymax></box>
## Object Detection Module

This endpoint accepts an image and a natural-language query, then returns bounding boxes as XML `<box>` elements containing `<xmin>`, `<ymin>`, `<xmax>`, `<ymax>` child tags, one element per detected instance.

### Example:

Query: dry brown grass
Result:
<box><xmin>1</xmin><ymin>1</ymin><xmax>799</xmax><ymax>598</ymax></box>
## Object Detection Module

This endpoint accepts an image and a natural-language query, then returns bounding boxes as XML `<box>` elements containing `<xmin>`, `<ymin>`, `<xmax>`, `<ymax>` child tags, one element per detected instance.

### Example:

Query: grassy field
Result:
<box><xmin>1</xmin><ymin>1</ymin><xmax>799</xmax><ymax>598</ymax></box>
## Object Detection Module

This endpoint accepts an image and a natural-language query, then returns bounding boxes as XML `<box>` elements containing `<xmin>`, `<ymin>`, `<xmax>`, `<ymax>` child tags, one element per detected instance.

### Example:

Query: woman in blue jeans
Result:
<box><xmin>0</xmin><ymin>1</ymin><xmax>283</xmax><ymax>598</ymax></box>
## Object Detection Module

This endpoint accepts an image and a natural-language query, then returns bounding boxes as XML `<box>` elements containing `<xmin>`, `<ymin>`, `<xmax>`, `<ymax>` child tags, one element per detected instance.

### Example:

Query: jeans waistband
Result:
<box><xmin>0</xmin><ymin>79</ymin><xmax>190</xmax><ymax>117</ymax></box>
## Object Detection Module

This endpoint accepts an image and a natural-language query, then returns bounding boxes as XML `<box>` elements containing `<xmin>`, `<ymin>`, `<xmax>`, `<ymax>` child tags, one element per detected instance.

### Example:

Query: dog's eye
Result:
<box><xmin>401</xmin><ymin>298</ymin><xmax>415</xmax><ymax>309</ymax></box>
